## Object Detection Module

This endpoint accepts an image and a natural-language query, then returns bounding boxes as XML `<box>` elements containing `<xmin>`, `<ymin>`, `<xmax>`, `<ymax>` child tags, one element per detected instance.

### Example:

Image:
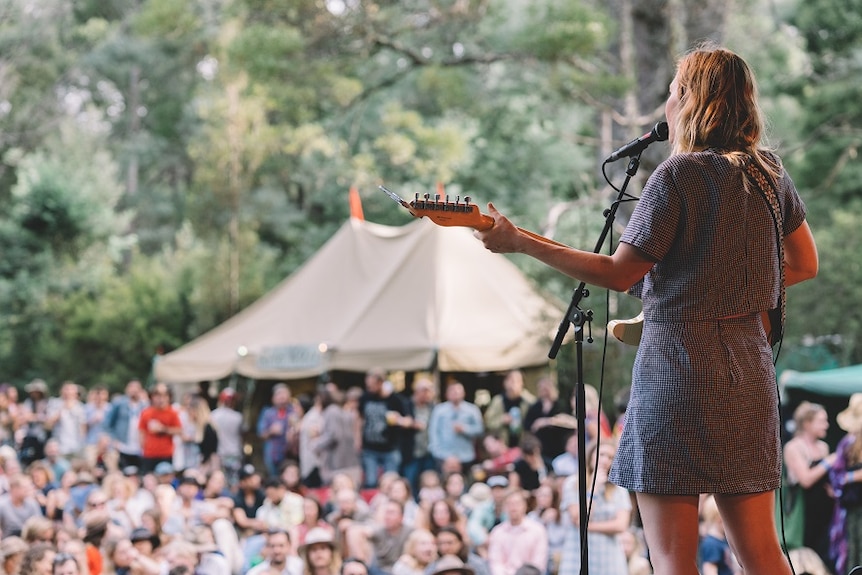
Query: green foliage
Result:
<box><xmin>1</xmin><ymin>0</ymin><xmax>862</xmax><ymax>388</ymax></box>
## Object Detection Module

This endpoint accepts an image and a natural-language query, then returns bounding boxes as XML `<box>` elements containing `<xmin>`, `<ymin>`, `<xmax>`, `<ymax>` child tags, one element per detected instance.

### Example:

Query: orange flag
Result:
<box><xmin>349</xmin><ymin>186</ymin><xmax>364</xmax><ymax>220</ymax></box>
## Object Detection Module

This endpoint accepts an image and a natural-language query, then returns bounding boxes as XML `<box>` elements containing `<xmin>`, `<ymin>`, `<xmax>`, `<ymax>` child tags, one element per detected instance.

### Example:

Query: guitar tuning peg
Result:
<box><xmin>464</xmin><ymin>196</ymin><xmax>472</xmax><ymax>206</ymax></box>
<box><xmin>455</xmin><ymin>195</ymin><xmax>460</xmax><ymax>204</ymax></box>
<box><xmin>424</xmin><ymin>193</ymin><xmax>431</xmax><ymax>200</ymax></box>
<box><xmin>435</xmin><ymin>194</ymin><xmax>441</xmax><ymax>203</ymax></box>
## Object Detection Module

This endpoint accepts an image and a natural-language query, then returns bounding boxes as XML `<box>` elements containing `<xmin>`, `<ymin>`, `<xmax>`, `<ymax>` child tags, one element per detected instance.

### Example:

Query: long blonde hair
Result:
<box><xmin>671</xmin><ymin>43</ymin><xmax>779</xmax><ymax>179</ymax></box>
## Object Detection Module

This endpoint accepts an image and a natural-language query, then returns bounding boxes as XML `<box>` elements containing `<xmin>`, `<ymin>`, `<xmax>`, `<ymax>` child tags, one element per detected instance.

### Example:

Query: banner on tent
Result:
<box><xmin>257</xmin><ymin>345</ymin><xmax>324</xmax><ymax>371</ymax></box>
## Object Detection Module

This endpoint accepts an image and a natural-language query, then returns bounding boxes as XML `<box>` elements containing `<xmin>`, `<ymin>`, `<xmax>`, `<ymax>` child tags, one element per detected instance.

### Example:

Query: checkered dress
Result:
<box><xmin>608</xmin><ymin>150</ymin><xmax>807</xmax><ymax>495</ymax></box>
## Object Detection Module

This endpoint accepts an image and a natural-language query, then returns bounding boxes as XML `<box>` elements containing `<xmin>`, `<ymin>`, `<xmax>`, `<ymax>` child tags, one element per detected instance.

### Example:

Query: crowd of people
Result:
<box><xmin>0</xmin><ymin>368</ymin><xmax>859</xmax><ymax>575</ymax></box>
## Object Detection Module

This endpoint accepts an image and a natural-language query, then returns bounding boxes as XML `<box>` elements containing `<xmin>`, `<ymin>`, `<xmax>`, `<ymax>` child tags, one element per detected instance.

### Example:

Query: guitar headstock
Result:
<box><xmin>379</xmin><ymin>186</ymin><xmax>493</xmax><ymax>231</ymax></box>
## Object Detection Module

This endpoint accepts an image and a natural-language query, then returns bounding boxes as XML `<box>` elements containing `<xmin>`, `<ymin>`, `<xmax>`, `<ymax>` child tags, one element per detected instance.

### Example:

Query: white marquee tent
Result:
<box><xmin>154</xmin><ymin>217</ymin><xmax>568</xmax><ymax>383</ymax></box>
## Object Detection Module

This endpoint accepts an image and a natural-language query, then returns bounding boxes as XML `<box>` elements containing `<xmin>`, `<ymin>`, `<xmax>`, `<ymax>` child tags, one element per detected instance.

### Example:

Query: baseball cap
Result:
<box><xmin>239</xmin><ymin>464</ymin><xmax>258</xmax><ymax>480</ymax></box>
<box><xmin>486</xmin><ymin>475</ymin><xmax>509</xmax><ymax>489</ymax></box>
<box><xmin>154</xmin><ymin>462</ymin><xmax>174</xmax><ymax>476</ymax></box>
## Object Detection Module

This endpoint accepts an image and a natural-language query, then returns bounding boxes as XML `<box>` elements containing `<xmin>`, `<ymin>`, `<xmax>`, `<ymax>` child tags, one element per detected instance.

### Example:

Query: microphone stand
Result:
<box><xmin>549</xmin><ymin>153</ymin><xmax>643</xmax><ymax>575</ymax></box>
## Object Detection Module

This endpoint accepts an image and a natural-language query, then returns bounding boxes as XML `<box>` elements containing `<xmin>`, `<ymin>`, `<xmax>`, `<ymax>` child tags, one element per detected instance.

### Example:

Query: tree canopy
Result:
<box><xmin>0</xmin><ymin>0</ymin><xmax>858</xmax><ymax>392</ymax></box>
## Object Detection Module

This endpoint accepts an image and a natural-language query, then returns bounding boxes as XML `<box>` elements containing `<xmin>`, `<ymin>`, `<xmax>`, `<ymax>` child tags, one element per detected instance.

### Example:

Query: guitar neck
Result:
<box><xmin>406</xmin><ymin>200</ymin><xmax>567</xmax><ymax>248</ymax></box>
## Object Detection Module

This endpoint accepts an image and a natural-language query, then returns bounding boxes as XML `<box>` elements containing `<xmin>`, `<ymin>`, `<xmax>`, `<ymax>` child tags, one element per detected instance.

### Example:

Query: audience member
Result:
<box><xmin>345</xmin><ymin>499</ymin><xmax>413</xmax><ymax>575</ymax></box>
<box><xmin>341</xmin><ymin>558</ymin><xmax>370</xmax><ymax>575</ymax></box>
<box><xmin>426</xmin><ymin>554</ymin><xmax>475</xmax><ymax>575</ymax></box>
<box><xmin>103</xmin><ymin>380</ymin><xmax>148</xmax><ymax>470</ymax></box>
<box><xmin>391</xmin><ymin>529</ymin><xmax>437</xmax><ymax>575</ymax></box>
<box><xmin>19</xmin><ymin>379</ymin><xmax>52</xmax><ymax>466</ymax></box>
<box><xmin>477</xmin><ymin>434</ymin><xmax>520</xmax><ymax>479</ymax></box>
<box><xmin>138</xmin><ymin>383</ymin><xmax>182</xmax><ymax>475</ymax></box>
<box><xmin>483</xmin><ymin>371</ymin><xmax>534</xmax><ymax>449</ymax></box>
<box><xmin>232</xmin><ymin>464</ymin><xmax>269</xmax><ymax>536</ymax></box>
<box><xmin>486</xmin><ymin>490</ymin><xmax>547</xmax><ymax>575</ymax></box>
<box><xmin>400</xmin><ymin>379</ymin><xmax>436</xmax><ymax>497</ymax></box>
<box><xmin>509</xmin><ymin>434</ymin><xmax>551</xmax><ymax>492</ymax></box>
<box><xmin>299</xmin><ymin>388</ymin><xmax>326</xmax><ymax>488</ymax></box>
<box><xmin>18</xmin><ymin>542</ymin><xmax>56</xmax><ymax>575</ymax></box>
<box><xmin>46</xmin><ymin>381</ymin><xmax>87</xmax><ymax>460</ymax></box>
<box><xmin>416</xmin><ymin>499</ymin><xmax>468</xmax><ymax>543</ymax></box>
<box><xmin>428</xmin><ymin>383</ymin><xmax>483</xmax><ymax>473</ymax></box>
<box><xmin>300</xmin><ymin>527</ymin><xmax>341</xmax><ymax>575</ymax></box>
<box><xmin>256</xmin><ymin>478</ymin><xmax>305</xmax><ymax>532</ymax></box>
<box><xmin>527</xmin><ymin>483</ymin><xmax>565</xmax><ymax>575</ymax></box>
<box><xmin>52</xmin><ymin>552</ymin><xmax>83</xmax><ymax>575</ymax></box>
<box><xmin>428</xmin><ymin>527</ymin><xmax>488</xmax><ymax>575</ymax></box>
<box><xmin>828</xmin><ymin>392</ymin><xmax>862</xmax><ymax>574</ymax></box>
<box><xmin>316</xmin><ymin>387</ymin><xmax>362</xmax><ymax>488</ymax></box>
<box><xmin>0</xmin><ymin>475</ymin><xmax>43</xmax><ymax>537</ymax></box>
<box><xmin>257</xmin><ymin>384</ymin><xmax>303</xmax><ymax>479</ymax></box>
<box><xmin>782</xmin><ymin>400</ymin><xmax>836</xmax><ymax>566</ymax></box>
<box><xmin>358</xmin><ymin>370</ymin><xmax>409</xmax><ymax>489</ymax></box>
<box><xmin>211</xmin><ymin>388</ymin><xmax>244</xmax><ymax>484</ymax></box>
<box><xmin>246</xmin><ymin>528</ymin><xmax>303</xmax><ymax>575</ymax></box>
<box><xmin>558</xmin><ymin>442</ymin><xmax>630</xmax><ymax>575</ymax></box>
<box><xmin>465</xmin><ymin>476</ymin><xmax>509</xmax><ymax>550</ymax></box>
<box><xmin>522</xmin><ymin>377</ymin><xmax>569</xmax><ymax>460</ymax></box>
<box><xmin>292</xmin><ymin>496</ymin><xmax>334</xmax><ymax>549</ymax></box>
<box><xmin>550</xmin><ymin>433</ymin><xmax>578</xmax><ymax>478</ymax></box>
<box><xmin>698</xmin><ymin>495</ymin><xmax>740</xmax><ymax>575</ymax></box>
<box><xmin>0</xmin><ymin>535</ymin><xmax>29</xmax><ymax>575</ymax></box>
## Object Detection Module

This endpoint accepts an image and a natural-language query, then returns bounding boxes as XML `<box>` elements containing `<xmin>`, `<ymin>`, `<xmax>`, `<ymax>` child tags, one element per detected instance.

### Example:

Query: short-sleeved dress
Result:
<box><xmin>607</xmin><ymin>150</ymin><xmax>807</xmax><ymax>495</ymax></box>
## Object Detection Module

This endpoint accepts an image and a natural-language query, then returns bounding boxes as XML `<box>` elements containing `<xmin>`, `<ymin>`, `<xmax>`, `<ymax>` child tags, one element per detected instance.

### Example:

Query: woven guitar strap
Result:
<box><xmin>744</xmin><ymin>157</ymin><xmax>785</xmax><ymax>346</ymax></box>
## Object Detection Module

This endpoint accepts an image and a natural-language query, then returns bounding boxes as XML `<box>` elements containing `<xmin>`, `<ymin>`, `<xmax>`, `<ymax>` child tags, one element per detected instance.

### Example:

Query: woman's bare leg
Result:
<box><xmin>635</xmin><ymin>493</ymin><xmax>700</xmax><ymax>575</ymax></box>
<box><xmin>714</xmin><ymin>491</ymin><xmax>793</xmax><ymax>575</ymax></box>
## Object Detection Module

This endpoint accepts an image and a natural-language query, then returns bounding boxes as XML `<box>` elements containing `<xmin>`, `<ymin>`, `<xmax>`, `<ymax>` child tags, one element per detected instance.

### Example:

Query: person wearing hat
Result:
<box><xmin>0</xmin><ymin>534</ymin><xmax>28</xmax><ymax>574</ymax></box>
<box><xmin>428</xmin><ymin>554</ymin><xmax>475</xmax><ymax>575</ymax></box>
<box><xmin>300</xmin><ymin>527</ymin><xmax>340</xmax><ymax>575</ymax></box>
<box><xmin>465</xmin><ymin>476</ymin><xmax>509</xmax><ymax>550</ymax></box>
<box><xmin>211</xmin><ymin>387</ymin><xmax>244</xmax><ymax>483</ymax></box>
<box><xmin>828</xmin><ymin>392</ymin><xmax>862</xmax><ymax>574</ymax></box>
<box><xmin>20</xmin><ymin>378</ymin><xmax>51</xmax><ymax>465</ymax></box>
<box><xmin>232</xmin><ymin>464</ymin><xmax>269</xmax><ymax>537</ymax></box>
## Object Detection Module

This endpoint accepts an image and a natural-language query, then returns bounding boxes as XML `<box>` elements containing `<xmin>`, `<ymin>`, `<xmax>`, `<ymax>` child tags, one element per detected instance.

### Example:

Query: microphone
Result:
<box><xmin>604</xmin><ymin>121</ymin><xmax>669</xmax><ymax>163</ymax></box>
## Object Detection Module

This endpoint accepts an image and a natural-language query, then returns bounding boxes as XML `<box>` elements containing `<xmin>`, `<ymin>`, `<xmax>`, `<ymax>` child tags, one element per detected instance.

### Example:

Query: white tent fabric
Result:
<box><xmin>154</xmin><ymin>218</ymin><xmax>567</xmax><ymax>383</ymax></box>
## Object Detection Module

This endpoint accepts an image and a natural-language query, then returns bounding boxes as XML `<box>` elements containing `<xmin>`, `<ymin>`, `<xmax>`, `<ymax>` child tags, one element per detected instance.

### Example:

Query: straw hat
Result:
<box><xmin>430</xmin><ymin>555</ymin><xmax>475</xmax><ymax>575</ymax></box>
<box><xmin>837</xmin><ymin>393</ymin><xmax>862</xmax><ymax>433</ymax></box>
<box><xmin>0</xmin><ymin>536</ymin><xmax>28</xmax><ymax>559</ymax></box>
<box><xmin>299</xmin><ymin>527</ymin><xmax>336</xmax><ymax>554</ymax></box>
<box><xmin>24</xmin><ymin>378</ymin><xmax>48</xmax><ymax>395</ymax></box>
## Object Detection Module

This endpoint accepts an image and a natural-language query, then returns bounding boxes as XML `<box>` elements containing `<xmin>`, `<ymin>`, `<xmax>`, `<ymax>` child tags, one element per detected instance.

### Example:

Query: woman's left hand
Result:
<box><xmin>474</xmin><ymin>203</ymin><xmax>522</xmax><ymax>254</ymax></box>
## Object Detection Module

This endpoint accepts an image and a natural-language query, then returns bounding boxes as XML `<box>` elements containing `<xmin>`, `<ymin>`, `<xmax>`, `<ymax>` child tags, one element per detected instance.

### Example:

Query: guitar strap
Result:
<box><xmin>744</xmin><ymin>156</ymin><xmax>785</xmax><ymax>347</ymax></box>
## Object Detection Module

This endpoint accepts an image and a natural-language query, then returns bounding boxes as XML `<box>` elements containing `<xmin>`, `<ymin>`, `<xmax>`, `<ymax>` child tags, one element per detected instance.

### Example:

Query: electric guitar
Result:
<box><xmin>379</xmin><ymin>186</ymin><xmax>776</xmax><ymax>346</ymax></box>
<box><xmin>379</xmin><ymin>185</ymin><xmax>568</xmax><ymax>247</ymax></box>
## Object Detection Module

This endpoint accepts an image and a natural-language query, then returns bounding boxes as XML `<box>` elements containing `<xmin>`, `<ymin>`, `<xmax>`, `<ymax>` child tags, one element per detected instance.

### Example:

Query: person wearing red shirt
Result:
<box><xmin>138</xmin><ymin>383</ymin><xmax>182</xmax><ymax>474</ymax></box>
